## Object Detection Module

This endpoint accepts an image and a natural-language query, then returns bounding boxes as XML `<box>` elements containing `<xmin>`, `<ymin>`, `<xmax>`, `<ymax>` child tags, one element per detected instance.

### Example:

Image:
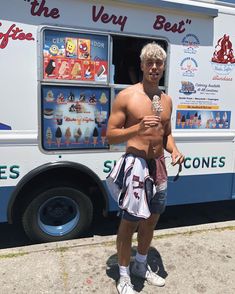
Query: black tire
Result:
<box><xmin>22</xmin><ymin>187</ymin><xmax>93</xmax><ymax>243</ymax></box>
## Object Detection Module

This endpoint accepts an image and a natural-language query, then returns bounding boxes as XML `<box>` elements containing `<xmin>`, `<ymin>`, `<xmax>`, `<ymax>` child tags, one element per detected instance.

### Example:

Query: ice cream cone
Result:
<box><xmin>152</xmin><ymin>95</ymin><xmax>163</xmax><ymax>115</ymax></box>
<box><xmin>223</xmin><ymin>112</ymin><xmax>227</xmax><ymax>122</ymax></box>
<box><xmin>101</xmin><ymin>127</ymin><xmax>106</xmax><ymax>146</ymax></box>
<box><xmin>177</xmin><ymin>112</ymin><xmax>181</xmax><ymax>127</ymax></box>
<box><xmin>215</xmin><ymin>112</ymin><xmax>220</xmax><ymax>123</ymax></box>
<box><xmin>65</xmin><ymin>127</ymin><xmax>71</xmax><ymax>146</ymax></box>
<box><xmin>101</xmin><ymin>136</ymin><xmax>106</xmax><ymax>145</ymax></box>
<box><xmin>219</xmin><ymin>119</ymin><xmax>223</xmax><ymax>128</ymax></box>
<box><xmin>181</xmin><ymin>115</ymin><xmax>186</xmax><ymax>128</ymax></box>
<box><xmin>47</xmin><ymin>138</ymin><xmax>52</xmax><ymax>147</ymax></box>
<box><xmin>55</xmin><ymin>127</ymin><xmax>62</xmax><ymax>148</ymax></box>
<box><xmin>189</xmin><ymin>115</ymin><xmax>194</xmax><ymax>128</ymax></box>
<box><xmin>93</xmin><ymin>137</ymin><xmax>98</xmax><ymax>145</ymax></box>
<box><xmin>186</xmin><ymin>112</ymin><xmax>190</xmax><ymax>126</ymax></box>
<box><xmin>194</xmin><ymin>112</ymin><xmax>198</xmax><ymax>125</ymax></box>
<box><xmin>84</xmin><ymin>127</ymin><xmax>90</xmax><ymax>144</ymax></box>
<box><xmin>92</xmin><ymin>127</ymin><xmax>99</xmax><ymax>146</ymax></box>
<box><xmin>74</xmin><ymin>128</ymin><xmax>82</xmax><ymax>143</ymax></box>
<box><xmin>85</xmin><ymin>137</ymin><xmax>89</xmax><ymax>144</ymax></box>
<box><xmin>46</xmin><ymin>127</ymin><xmax>53</xmax><ymax>147</ymax></box>
<box><xmin>65</xmin><ymin>139</ymin><xmax>70</xmax><ymax>146</ymax></box>
<box><xmin>198</xmin><ymin>115</ymin><xmax>201</xmax><ymax>127</ymax></box>
<box><xmin>56</xmin><ymin>138</ymin><xmax>61</xmax><ymax>147</ymax></box>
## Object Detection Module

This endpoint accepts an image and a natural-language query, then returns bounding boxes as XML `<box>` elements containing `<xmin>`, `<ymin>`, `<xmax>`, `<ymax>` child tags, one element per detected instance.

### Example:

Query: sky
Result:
<box><xmin>217</xmin><ymin>0</ymin><xmax>235</xmax><ymax>3</ymax></box>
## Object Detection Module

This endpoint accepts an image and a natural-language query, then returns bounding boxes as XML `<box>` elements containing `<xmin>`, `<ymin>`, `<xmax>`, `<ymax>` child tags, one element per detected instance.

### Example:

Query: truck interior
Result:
<box><xmin>111</xmin><ymin>35</ymin><xmax>167</xmax><ymax>87</ymax></box>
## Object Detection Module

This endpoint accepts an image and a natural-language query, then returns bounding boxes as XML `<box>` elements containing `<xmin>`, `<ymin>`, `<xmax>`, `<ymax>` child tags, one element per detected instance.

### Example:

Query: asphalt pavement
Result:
<box><xmin>0</xmin><ymin>220</ymin><xmax>235</xmax><ymax>293</ymax></box>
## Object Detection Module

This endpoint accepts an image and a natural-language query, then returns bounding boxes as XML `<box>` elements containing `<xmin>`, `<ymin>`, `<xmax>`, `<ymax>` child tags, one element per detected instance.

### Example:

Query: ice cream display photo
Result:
<box><xmin>175</xmin><ymin>110</ymin><xmax>231</xmax><ymax>129</ymax></box>
<box><xmin>41</xmin><ymin>85</ymin><xmax>110</xmax><ymax>151</ymax></box>
<box><xmin>41</xmin><ymin>28</ymin><xmax>110</xmax><ymax>151</ymax></box>
<box><xmin>43</xmin><ymin>29</ymin><xmax>108</xmax><ymax>83</ymax></box>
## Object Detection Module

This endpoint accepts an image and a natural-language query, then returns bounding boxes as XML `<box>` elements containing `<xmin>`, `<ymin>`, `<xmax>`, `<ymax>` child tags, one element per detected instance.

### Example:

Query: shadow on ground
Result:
<box><xmin>106</xmin><ymin>246</ymin><xmax>167</xmax><ymax>293</ymax></box>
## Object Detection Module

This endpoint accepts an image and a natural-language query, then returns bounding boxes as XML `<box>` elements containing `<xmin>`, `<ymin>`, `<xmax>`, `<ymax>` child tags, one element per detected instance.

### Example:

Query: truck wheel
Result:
<box><xmin>22</xmin><ymin>187</ymin><xmax>93</xmax><ymax>243</ymax></box>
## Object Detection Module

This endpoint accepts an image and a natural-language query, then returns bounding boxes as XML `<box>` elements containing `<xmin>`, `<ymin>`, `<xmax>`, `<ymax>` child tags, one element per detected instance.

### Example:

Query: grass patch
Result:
<box><xmin>54</xmin><ymin>246</ymin><xmax>69</xmax><ymax>253</ymax></box>
<box><xmin>0</xmin><ymin>252</ymin><xmax>28</xmax><ymax>259</ymax></box>
<box><xmin>152</xmin><ymin>225</ymin><xmax>235</xmax><ymax>240</ymax></box>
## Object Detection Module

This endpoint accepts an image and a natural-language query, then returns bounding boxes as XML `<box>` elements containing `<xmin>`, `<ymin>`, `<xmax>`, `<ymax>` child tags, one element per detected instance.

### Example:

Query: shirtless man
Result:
<box><xmin>106</xmin><ymin>42</ymin><xmax>184</xmax><ymax>294</ymax></box>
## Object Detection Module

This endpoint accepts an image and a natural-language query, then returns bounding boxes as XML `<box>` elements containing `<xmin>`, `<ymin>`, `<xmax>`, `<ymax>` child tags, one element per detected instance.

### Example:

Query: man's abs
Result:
<box><xmin>126</xmin><ymin>133</ymin><xmax>164</xmax><ymax>159</ymax></box>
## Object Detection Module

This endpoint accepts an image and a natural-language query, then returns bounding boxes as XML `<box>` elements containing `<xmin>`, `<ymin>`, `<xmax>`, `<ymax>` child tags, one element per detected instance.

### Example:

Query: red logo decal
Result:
<box><xmin>92</xmin><ymin>5</ymin><xmax>127</xmax><ymax>32</ymax></box>
<box><xmin>153</xmin><ymin>15</ymin><xmax>191</xmax><ymax>34</ymax></box>
<box><xmin>26</xmin><ymin>0</ymin><xmax>60</xmax><ymax>19</ymax></box>
<box><xmin>211</xmin><ymin>34</ymin><xmax>235</xmax><ymax>64</ymax></box>
<box><xmin>0</xmin><ymin>22</ymin><xmax>34</xmax><ymax>49</ymax></box>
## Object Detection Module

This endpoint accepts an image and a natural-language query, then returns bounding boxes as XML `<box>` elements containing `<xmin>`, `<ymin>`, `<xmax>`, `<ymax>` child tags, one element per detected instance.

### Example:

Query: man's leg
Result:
<box><xmin>131</xmin><ymin>213</ymin><xmax>165</xmax><ymax>287</ymax></box>
<box><xmin>137</xmin><ymin>213</ymin><xmax>160</xmax><ymax>255</ymax></box>
<box><xmin>116</xmin><ymin>218</ymin><xmax>139</xmax><ymax>294</ymax></box>
<box><xmin>117</xmin><ymin>218</ymin><xmax>139</xmax><ymax>266</ymax></box>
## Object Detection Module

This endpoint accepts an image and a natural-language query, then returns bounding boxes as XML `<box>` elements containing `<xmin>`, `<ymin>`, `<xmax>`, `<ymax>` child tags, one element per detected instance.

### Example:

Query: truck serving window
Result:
<box><xmin>112</xmin><ymin>36</ymin><xmax>167</xmax><ymax>88</ymax></box>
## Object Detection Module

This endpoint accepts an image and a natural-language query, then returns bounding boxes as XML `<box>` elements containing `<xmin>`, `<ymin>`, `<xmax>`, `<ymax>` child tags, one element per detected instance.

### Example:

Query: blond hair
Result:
<box><xmin>140</xmin><ymin>42</ymin><xmax>166</xmax><ymax>62</ymax></box>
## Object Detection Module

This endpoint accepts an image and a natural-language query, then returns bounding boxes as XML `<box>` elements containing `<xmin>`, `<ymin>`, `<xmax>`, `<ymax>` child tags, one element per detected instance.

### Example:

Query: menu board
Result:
<box><xmin>43</xmin><ymin>29</ymin><xmax>109</xmax><ymax>83</ymax></box>
<box><xmin>41</xmin><ymin>85</ymin><xmax>110</xmax><ymax>150</ymax></box>
<box><xmin>170</xmin><ymin>32</ymin><xmax>235</xmax><ymax>130</ymax></box>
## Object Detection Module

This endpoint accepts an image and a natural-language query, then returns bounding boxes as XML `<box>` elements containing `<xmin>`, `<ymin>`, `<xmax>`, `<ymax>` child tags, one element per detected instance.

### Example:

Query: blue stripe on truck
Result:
<box><xmin>107</xmin><ymin>172</ymin><xmax>235</xmax><ymax>211</ymax></box>
<box><xmin>167</xmin><ymin>173</ymin><xmax>234</xmax><ymax>205</ymax></box>
<box><xmin>0</xmin><ymin>186</ymin><xmax>14</xmax><ymax>222</ymax></box>
<box><xmin>1</xmin><ymin>172</ymin><xmax>234</xmax><ymax>222</ymax></box>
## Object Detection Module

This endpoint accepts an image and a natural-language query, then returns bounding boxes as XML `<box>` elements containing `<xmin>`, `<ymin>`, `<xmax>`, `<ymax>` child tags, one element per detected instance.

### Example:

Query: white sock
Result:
<box><xmin>119</xmin><ymin>265</ymin><xmax>130</xmax><ymax>277</ymax></box>
<box><xmin>135</xmin><ymin>252</ymin><xmax>147</xmax><ymax>263</ymax></box>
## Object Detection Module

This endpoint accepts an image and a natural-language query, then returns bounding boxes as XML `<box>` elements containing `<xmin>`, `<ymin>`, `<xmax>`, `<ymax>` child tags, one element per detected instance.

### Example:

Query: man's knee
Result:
<box><xmin>140</xmin><ymin>213</ymin><xmax>160</xmax><ymax>229</ymax></box>
<box><xmin>118</xmin><ymin>219</ymin><xmax>139</xmax><ymax>235</ymax></box>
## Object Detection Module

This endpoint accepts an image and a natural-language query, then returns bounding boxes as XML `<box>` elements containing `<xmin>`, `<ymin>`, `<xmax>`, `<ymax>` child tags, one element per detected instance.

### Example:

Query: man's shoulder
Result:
<box><xmin>162</xmin><ymin>92</ymin><xmax>172</xmax><ymax>102</ymax></box>
<box><xmin>118</xmin><ymin>84</ymin><xmax>140</xmax><ymax>97</ymax></box>
<box><xmin>162</xmin><ymin>92</ymin><xmax>171</xmax><ymax>98</ymax></box>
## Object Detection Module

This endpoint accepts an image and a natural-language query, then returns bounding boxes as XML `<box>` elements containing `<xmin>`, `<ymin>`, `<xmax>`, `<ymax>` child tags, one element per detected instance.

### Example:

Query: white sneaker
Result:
<box><xmin>117</xmin><ymin>276</ymin><xmax>135</xmax><ymax>294</ymax></box>
<box><xmin>131</xmin><ymin>260</ymin><xmax>165</xmax><ymax>287</ymax></box>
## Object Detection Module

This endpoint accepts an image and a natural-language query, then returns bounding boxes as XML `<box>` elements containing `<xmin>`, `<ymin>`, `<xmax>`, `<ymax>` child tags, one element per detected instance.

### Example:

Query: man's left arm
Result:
<box><xmin>163</xmin><ymin>96</ymin><xmax>184</xmax><ymax>164</ymax></box>
<box><xmin>163</xmin><ymin>123</ymin><xmax>184</xmax><ymax>165</ymax></box>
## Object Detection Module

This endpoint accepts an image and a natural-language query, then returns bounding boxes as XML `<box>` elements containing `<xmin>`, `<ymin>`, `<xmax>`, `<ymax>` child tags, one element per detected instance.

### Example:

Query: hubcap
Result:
<box><xmin>38</xmin><ymin>196</ymin><xmax>80</xmax><ymax>236</ymax></box>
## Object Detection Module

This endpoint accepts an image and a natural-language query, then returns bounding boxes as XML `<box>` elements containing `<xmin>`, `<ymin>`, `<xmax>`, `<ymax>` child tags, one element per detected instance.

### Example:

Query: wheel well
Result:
<box><xmin>10</xmin><ymin>166</ymin><xmax>107</xmax><ymax>223</ymax></box>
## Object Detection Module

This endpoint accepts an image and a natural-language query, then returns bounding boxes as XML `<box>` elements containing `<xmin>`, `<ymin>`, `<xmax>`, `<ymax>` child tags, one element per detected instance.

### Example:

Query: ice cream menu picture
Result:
<box><xmin>175</xmin><ymin>110</ymin><xmax>231</xmax><ymax>129</ymax></box>
<box><xmin>41</xmin><ymin>85</ymin><xmax>110</xmax><ymax>150</ymax></box>
<box><xmin>43</xmin><ymin>29</ymin><xmax>109</xmax><ymax>83</ymax></box>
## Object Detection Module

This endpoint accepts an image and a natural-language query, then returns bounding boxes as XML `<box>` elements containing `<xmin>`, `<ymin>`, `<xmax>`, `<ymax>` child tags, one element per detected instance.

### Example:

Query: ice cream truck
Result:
<box><xmin>0</xmin><ymin>0</ymin><xmax>235</xmax><ymax>243</ymax></box>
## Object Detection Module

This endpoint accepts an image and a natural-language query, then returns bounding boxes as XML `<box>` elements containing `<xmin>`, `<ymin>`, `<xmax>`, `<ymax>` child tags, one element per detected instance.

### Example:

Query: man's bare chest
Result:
<box><xmin>126</xmin><ymin>96</ymin><xmax>171</xmax><ymax>125</ymax></box>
